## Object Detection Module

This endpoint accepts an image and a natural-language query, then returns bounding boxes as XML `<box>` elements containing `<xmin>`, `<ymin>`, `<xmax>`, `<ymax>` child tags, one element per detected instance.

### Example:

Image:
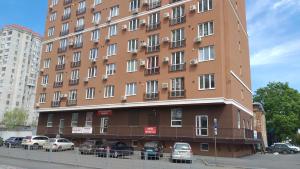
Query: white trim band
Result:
<box><xmin>230</xmin><ymin>70</ymin><xmax>253</xmax><ymax>94</ymax></box>
<box><xmin>227</xmin><ymin>0</ymin><xmax>248</xmax><ymax>37</ymax></box>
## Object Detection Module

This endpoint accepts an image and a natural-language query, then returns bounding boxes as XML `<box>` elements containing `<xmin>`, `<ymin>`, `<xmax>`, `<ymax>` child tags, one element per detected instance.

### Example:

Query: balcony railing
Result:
<box><xmin>57</xmin><ymin>47</ymin><xmax>67</xmax><ymax>53</ymax></box>
<box><xmin>62</xmin><ymin>14</ymin><xmax>71</xmax><ymax>21</ymax></box>
<box><xmin>146</xmin><ymin>23</ymin><xmax>161</xmax><ymax>32</ymax></box>
<box><xmin>169</xmin><ymin>63</ymin><xmax>186</xmax><ymax>72</ymax></box>
<box><xmin>146</xmin><ymin>45</ymin><xmax>160</xmax><ymax>53</ymax></box>
<box><xmin>71</xmin><ymin>61</ymin><xmax>81</xmax><ymax>68</ymax></box>
<box><xmin>73</xmin><ymin>42</ymin><xmax>83</xmax><ymax>49</ymax></box>
<box><xmin>170</xmin><ymin>39</ymin><xmax>186</xmax><ymax>49</ymax></box>
<box><xmin>53</xmin><ymin>81</ymin><xmax>63</xmax><ymax>88</ymax></box>
<box><xmin>169</xmin><ymin>0</ymin><xmax>181</xmax><ymax>4</ymax></box>
<box><xmin>55</xmin><ymin>64</ymin><xmax>65</xmax><ymax>71</ymax></box>
<box><xmin>67</xmin><ymin>99</ymin><xmax>77</xmax><ymax>106</ymax></box>
<box><xmin>169</xmin><ymin>90</ymin><xmax>186</xmax><ymax>98</ymax></box>
<box><xmin>170</xmin><ymin>16</ymin><xmax>186</xmax><ymax>26</ymax></box>
<box><xmin>144</xmin><ymin>93</ymin><xmax>159</xmax><ymax>101</ymax></box>
<box><xmin>75</xmin><ymin>25</ymin><xmax>85</xmax><ymax>32</ymax></box>
<box><xmin>63</xmin><ymin>0</ymin><xmax>72</xmax><ymax>5</ymax></box>
<box><xmin>51</xmin><ymin>101</ymin><xmax>61</xmax><ymax>107</ymax></box>
<box><xmin>76</xmin><ymin>8</ymin><xmax>86</xmax><ymax>16</ymax></box>
<box><xmin>60</xmin><ymin>30</ymin><xmax>69</xmax><ymax>36</ymax></box>
<box><xmin>147</xmin><ymin>1</ymin><xmax>161</xmax><ymax>10</ymax></box>
<box><xmin>144</xmin><ymin>67</ymin><xmax>160</xmax><ymax>75</ymax></box>
<box><xmin>69</xmin><ymin>79</ymin><xmax>79</xmax><ymax>86</ymax></box>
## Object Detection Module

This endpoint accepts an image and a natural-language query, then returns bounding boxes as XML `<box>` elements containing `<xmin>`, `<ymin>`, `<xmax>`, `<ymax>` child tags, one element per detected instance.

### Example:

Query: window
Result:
<box><xmin>198</xmin><ymin>21</ymin><xmax>214</xmax><ymax>37</ymax></box>
<box><xmin>43</xmin><ymin>59</ymin><xmax>51</xmax><ymax>68</ymax></box>
<box><xmin>53</xmin><ymin>91</ymin><xmax>61</xmax><ymax>101</ymax></box>
<box><xmin>128</xmin><ymin>39</ymin><xmax>138</xmax><ymax>52</ymax></box>
<box><xmin>107</xmin><ymin>44</ymin><xmax>117</xmax><ymax>56</ymax></box>
<box><xmin>73</xmin><ymin>52</ymin><xmax>81</xmax><ymax>62</ymax></box>
<box><xmin>104</xmin><ymin>85</ymin><xmax>115</xmax><ymax>98</ymax></box>
<box><xmin>129</xmin><ymin>19</ymin><xmax>139</xmax><ymax>31</ymax></box>
<box><xmin>61</xmin><ymin>22</ymin><xmax>69</xmax><ymax>34</ymax></box>
<box><xmin>199</xmin><ymin>0</ymin><xmax>213</xmax><ymax>12</ymax></box>
<box><xmin>39</xmin><ymin>93</ymin><xmax>46</xmax><ymax>103</ymax></box>
<box><xmin>94</xmin><ymin>0</ymin><xmax>102</xmax><ymax>6</ymax></box>
<box><xmin>51</xmin><ymin>0</ymin><xmax>58</xmax><ymax>6</ymax></box>
<box><xmin>45</xmin><ymin>43</ymin><xmax>53</xmax><ymax>52</ymax></box>
<box><xmin>78</xmin><ymin>1</ymin><xmax>86</xmax><ymax>11</ymax></box>
<box><xmin>146</xmin><ymin>56</ymin><xmax>159</xmax><ymax>70</ymax></box>
<box><xmin>92</xmin><ymin>12</ymin><xmax>101</xmax><ymax>24</ymax></box>
<box><xmin>129</xmin><ymin>0</ymin><xmax>140</xmax><ymax>11</ymax></box>
<box><xmin>148</xmin><ymin>12</ymin><xmax>160</xmax><ymax>30</ymax></box>
<box><xmin>199</xmin><ymin>45</ymin><xmax>215</xmax><ymax>62</ymax></box>
<box><xmin>170</xmin><ymin>51</ymin><xmax>185</xmax><ymax>71</ymax></box>
<box><xmin>74</xmin><ymin>34</ymin><xmax>83</xmax><ymax>47</ymax></box>
<box><xmin>85</xmin><ymin>112</ymin><xmax>93</xmax><ymax>127</ymax></box>
<box><xmin>48</xmin><ymin>27</ymin><xmax>55</xmax><ymax>37</ymax></box>
<box><xmin>86</xmin><ymin>88</ymin><xmax>95</xmax><ymax>99</ymax></box>
<box><xmin>148</xmin><ymin>0</ymin><xmax>161</xmax><ymax>9</ymax></box>
<box><xmin>237</xmin><ymin>110</ymin><xmax>241</xmax><ymax>129</ymax></box>
<box><xmin>127</xmin><ymin>59</ymin><xmax>137</xmax><ymax>72</ymax></box>
<box><xmin>106</xmin><ymin>64</ymin><xmax>116</xmax><ymax>75</ymax></box>
<box><xmin>199</xmin><ymin>74</ymin><xmax>215</xmax><ymax>90</ymax></box>
<box><xmin>41</xmin><ymin>75</ymin><xmax>49</xmax><ymax>85</ymax></box>
<box><xmin>171</xmin><ymin>77</ymin><xmax>185</xmax><ymax>97</ymax></box>
<box><xmin>126</xmin><ymin>83</ymin><xmax>137</xmax><ymax>96</ymax></box>
<box><xmin>63</xmin><ymin>7</ymin><xmax>71</xmax><ymax>17</ymax></box>
<box><xmin>59</xmin><ymin>38</ymin><xmax>68</xmax><ymax>49</ymax></box>
<box><xmin>171</xmin><ymin>5</ymin><xmax>185</xmax><ymax>25</ymax></box>
<box><xmin>171</xmin><ymin>108</ymin><xmax>182</xmax><ymax>127</ymax></box>
<box><xmin>108</xmin><ymin>24</ymin><xmax>117</xmax><ymax>36</ymax></box>
<box><xmin>147</xmin><ymin>34</ymin><xmax>160</xmax><ymax>52</ymax></box>
<box><xmin>110</xmin><ymin>5</ymin><xmax>119</xmax><ymax>17</ymax></box>
<box><xmin>100</xmin><ymin>117</ymin><xmax>109</xmax><ymax>134</ymax></box>
<box><xmin>146</xmin><ymin>80</ymin><xmax>158</xmax><ymax>94</ymax></box>
<box><xmin>49</xmin><ymin>12</ymin><xmax>57</xmax><ymax>22</ymax></box>
<box><xmin>58</xmin><ymin>55</ymin><xmax>65</xmax><ymax>65</ymax></box>
<box><xmin>196</xmin><ymin>115</ymin><xmax>208</xmax><ymax>136</ymax></box>
<box><xmin>76</xmin><ymin>17</ymin><xmax>85</xmax><ymax>29</ymax></box>
<box><xmin>200</xmin><ymin>143</ymin><xmax>209</xmax><ymax>151</ymax></box>
<box><xmin>71</xmin><ymin>113</ymin><xmax>78</xmax><ymax>127</ymax></box>
<box><xmin>88</xmin><ymin>66</ymin><xmax>97</xmax><ymax>78</ymax></box>
<box><xmin>89</xmin><ymin>48</ymin><xmax>98</xmax><ymax>59</ymax></box>
<box><xmin>70</xmin><ymin>69</ymin><xmax>79</xmax><ymax>80</ymax></box>
<box><xmin>171</xmin><ymin>28</ymin><xmax>185</xmax><ymax>48</ymax></box>
<box><xmin>55</xmin><ymin>72</ymin><xmax>63</xmax><ymax>82</ymax></box>
<box><xmin>68</xmin><ymin>90</ymin><xmax>77</xmax><ymax>100</ymax></box>
<box><xmin>47</xmin><ymin>114</ymin><xmax>53</xmax><ymax>127</ymax></box>
<box><xmin>91</xmin><ymin>29</ymin><xmax>100</xmax><ymax>41</ymax></box>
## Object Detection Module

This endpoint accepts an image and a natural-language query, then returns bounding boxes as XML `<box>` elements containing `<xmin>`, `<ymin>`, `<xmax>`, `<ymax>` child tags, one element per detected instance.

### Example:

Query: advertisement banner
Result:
<box><xmin>144</xmin><ymin>127</ymin><xmax>157</xmax><ymax>135</ymax></box>
<box><xmin>72</xmin><ymin>127</ymin><xmax>93</xmax><ymax>134</ymax></box>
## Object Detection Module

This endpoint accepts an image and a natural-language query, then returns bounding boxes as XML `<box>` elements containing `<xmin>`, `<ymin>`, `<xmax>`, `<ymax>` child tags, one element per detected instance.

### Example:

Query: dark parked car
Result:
<box><xmin>96</xmin><ymin>141</ymin><xmax>134</xmax><ymax>158</ymax></box>
<box><xmin>4</xmin><ymin>137</ymin><xmax>24</xmax><ymax>148</ymax></box>
<box><xmin>141</xmin><ymin>141</ymin><xmax>164</xmax><ymax>160</ymax></box>
<box><xmin>79</xmin><ymin>140</ymin><xmax>103</xmax><ymax>154</ymax></box>
<box><xmin>268</xmin><ymin>143</ymin><xmax>298</xmax><ymax>154</ymax></box>
<box><xmin>0</xmin><ymin>137</ymin><xmax>3</xmax><ymax>147</ymax></box>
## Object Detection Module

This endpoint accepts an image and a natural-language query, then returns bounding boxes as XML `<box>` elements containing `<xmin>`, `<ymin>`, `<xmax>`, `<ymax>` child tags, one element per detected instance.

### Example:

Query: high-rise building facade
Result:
<box><xmin>0</xmin><ymin>25</ymin><xmax>42</xmax><ymax>124</ymax></box>
<box><xmin>36</xmin><ymin>0</ymin><xmax>260</xmax><ymax>157</ymax></box>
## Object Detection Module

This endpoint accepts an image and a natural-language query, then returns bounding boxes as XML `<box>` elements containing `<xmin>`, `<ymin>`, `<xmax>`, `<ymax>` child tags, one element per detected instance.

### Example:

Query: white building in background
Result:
<box><xmin>0</xmin><ymin>25</ymin><xmax>42</xmax><ymax>125</ymax></box>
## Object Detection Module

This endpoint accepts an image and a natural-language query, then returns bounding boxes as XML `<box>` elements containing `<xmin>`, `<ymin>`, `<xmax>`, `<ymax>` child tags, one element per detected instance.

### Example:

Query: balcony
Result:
<box><xmin>53</xmin><ymin>81</ymin><xmax>63</xmax><ymax>88</ymax></box>
<box><xmin>170</xmin><ymin>39</ymin><xmax>186</xmax><ymax>49</ymax></box>
<box><xmin>76</xmin><ymin>8</ymin><xmax>86</xmax><ymax>16</ymax></box>
<box><xmin>144</xmin><ymin>67</ymin><xmax>160</xmax><ymax>75</ymax></box>
<box><xmin>146</xmin><ymin>22</ymin><xmax>161</xmax><ymax>32</ymax></box>
<box><xmin>57</xmin><ymin>47</ymin><xmax>67</xmax><ymax>53</ymax></box>
<box><xmin>60</xmin><ymin>30</ymin><xmax>69</xmax><ymax>36</ymax></box>
<box><xmin>169</xmin><ymin>0</ymin><xmax>182</xmax><ymax>4</ymax></box>
<box><xmin>71</xmin><ymin>61</ymin><xmax>81</xmax><ymax>68</ymax></box>
<box><xmin>69</xmin><ymin>79</ymin><xmax>79</xmax><ymax>86</ymax></box>
<box><xmin>74</xmin><ymin>25</ymin><xmax>85</xmax><ymax>32</ymax></box>
<box><xmin>55</xmin><ymin>64</ymin><xmax>65</xmax><ymax>71</ymax></box>
<box><xmin>170</xmin><ymin>16</ymin><xmax>186</xmax><ymax>26</ymax></box>
<box><xmin>147</xmin><ymin>1</ymin><xmax>161</xmax><ymax>10</ymax></box>
<box><xmin>51</xmin><ymin>101</ymin><xmax>61</xmax><ymax>107</ymax></box>
<box><xmin>61</xmin><ymin>14</ymin><xmax>71</xmax><ymax>21</ymax></box>
<box><xmin>67</xmin><ymin>99</ymin><xmax>77</xmax><ymax>106</ymax></box>
<box><xmin>169</xmin><ymin>63</ymin><xmax>186</xmax><ymax>72</ymax></box>
<box><xmin>73</xmin><ymin>42</ymin><xmax>83</xmax><ymax>49</ymax></box>
<box><xmin>144</xmin><ymin>93</ymin><xmax>159</xmax><ymax>101</ymax></box>
<box><xmin>169</xmin><ymin>90</ymin><xmax>186</xmax><ymax>98</ymax></box>
<box><xmin>146</xmin><ymin>45</ymin><xmax>160</xmax><ymax>53</ymax></box>
<box><xmin>63</xmin><ymin>0</ymin><xmax>72</xmax><ymax>5</ymax></box>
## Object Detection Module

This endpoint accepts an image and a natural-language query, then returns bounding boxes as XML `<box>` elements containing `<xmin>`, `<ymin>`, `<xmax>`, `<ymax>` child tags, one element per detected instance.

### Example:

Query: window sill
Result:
<box><xmin>198</xmin><ymin>88</ymin><xmax>216</xmax><ymax>91</ymax></box>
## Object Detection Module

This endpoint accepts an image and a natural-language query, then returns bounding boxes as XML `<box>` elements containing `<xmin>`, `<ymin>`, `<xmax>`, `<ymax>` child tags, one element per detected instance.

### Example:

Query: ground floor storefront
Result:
<box><xmin>37</xmin><ymin>104</ymin><xmax>261</xmax><ymax>157</ymax></box>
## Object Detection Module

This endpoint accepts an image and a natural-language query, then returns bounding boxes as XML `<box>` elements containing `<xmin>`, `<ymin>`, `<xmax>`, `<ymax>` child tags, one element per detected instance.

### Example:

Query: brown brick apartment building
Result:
<box><xmin>36</xmin><ymin>0</ymin><xmax>261</xmax><ymax>157</ymax></box>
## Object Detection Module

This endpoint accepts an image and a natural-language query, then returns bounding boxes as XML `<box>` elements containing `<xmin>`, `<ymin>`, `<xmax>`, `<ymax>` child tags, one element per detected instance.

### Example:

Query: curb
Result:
<box><xmin>200</xmin><ymin>158</ymin><xmax>267</xmax><ymax>169</ymax></box>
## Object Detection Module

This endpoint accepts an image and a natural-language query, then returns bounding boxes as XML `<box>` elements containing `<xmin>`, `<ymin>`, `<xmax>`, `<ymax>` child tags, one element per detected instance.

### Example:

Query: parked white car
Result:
<box><xmin>171</xmin><ymin>142</ymin><xmax>193</xmax><ymax>163</ymax></box>
<box><xmin>21</xmin><ymin>136</ymin><xmax>49</xmax><ymax>149</ymax></box>
<box><xmin>43</xmin><ymin>138</ymin><xmax>74</xmax><ymax>152</ymax></box>
<box><xmin>278</xmin><ymin>143</ymin><xmax>300</xmax><ymax>152</ymax></box>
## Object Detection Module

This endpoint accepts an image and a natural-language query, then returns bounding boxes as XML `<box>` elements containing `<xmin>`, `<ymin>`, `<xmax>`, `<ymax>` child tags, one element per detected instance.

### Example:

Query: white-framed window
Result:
<box><xmin>129</xmin><ymin>0</ymin><xmax>140</xmax><ymax>11</ymax></box>
<box><xmin>41</xmin><ymin>75</ymin><xmax>49</xmax><ymax>85</ymax></box>
<box><xmin>68</xmin><ymin>90</ymin><xmax>77</xmax><ymax>101</ymax></box>
<box><xmin>100</xmin><ymin>117</ymin><xmax>109</xmax><ymax>134</ymax></box>
<box><xmin>74</xmin><ymin>34</ymin><xmax>83</xmax><ymax>45</ymax></box>
<box><xmin>196</xmin><ymin>115</ymin><xmax>208</xmax><ymax>136</ymax></box>
<box><xmin>127</xmin><ymin>59</ymin><xmax>137</xmax><ymax>72</ymax></box>
<box><xmin>199</xmin><ymin>74</ymin><xmax>215</xmax><ymax>90</ymax></box>
<box><xmin>146</xmin><ymin>80</ymin><xmax>158</xmax><ymax>94</ymax></box>
<box><xmin>43</xmin><ymin>58</ymin><xmax>51</xmax><ymax>69</ymax></box>
<box><xmin>171</xmin><ymin>77</ymin><xmax>185</xmax><ymax>92</ymax></box>
<box><xmin>85</xmin><ymin>112</ymin><xmax>93</xmax><ymax>127</ymax></box>
<box><xmin>148</xmin><ymin>12</ymin><xmax>160</xmax><ymax>26</ymax></box>
<box><xmin>128</xmin><ymin>39</ymin><xmax>138</xmax><ymax>52</ymax></box>
<box><xmin>63</xmin><ymin>6</ymin><xmax>71</xmax><ymax>16</ymax></box>
<box><xmin>110</xmin><ymin>5</ymin><xmax>119</xmax><ymax>17</ymax></box>
<box><xmin>199</xmin><ymin>45</ymin><xmax>215</xmax><ymax>62</ymax></box>
<box><xmin>200</xmin><ymin>143</ymin><xmax>209</xmax><ymax>151</ymax></box>
<box><xmin>73</xmin><ymin>52</ymin><xmax>81</xmax><ymax>62</ymax></box>
<box><xmin>148</xmin><ymin>34</ymin><xmax>159</xmax><ymax>48</ymax></box>
<box><xmin>171</xmin><ymin>28</ymin><xmax>185</xmax><ymax>42</ymax></box>
<box><xmin>71</xmin><ymin>113</ymin><xmax>79</xmax><ymax>127</ymax></box>
<box><xmin>49</xmin><ymin>12</ymin><xmax>57</xmax><ymax>22</ymax></box>
<box><xmin>171</xmin><ymin>51</ymin><xmax>185</xmax><ymax>66</ymax></box>
<box><xmin>92</xmin><ymin>12</ymin><xmax>101</xmax><ymax>24</ymax></box>
<box><xmin>89</xmin><ymin>48</ymin><xmax>98</xmax><ymax>59</ymax></box>
<box><xmin>129</xmin><ymin>19</ymin><xmax>139</xmax><ymax>31</ymax></box>
<box><xmin>149</xmin><ymin>0</ymin><xmax>161</xmax><ymax>9</ymax></box>
<box><xmin>45</xmin><ymin>43</ymin><xmax>53</xmax><ymax>52</ymax></box>
<box><xmin>125</xmin><ymin>83</ymin><xmax>137</xmax><ymax>96</ymax></box>
<box><xmin>146</xmin><ymin>56</ymin><xmax>159</xmax><ymax>69</ymax></box>
<box><xmin>171</xmin><ymin>108</ymin><xmax>182</xmax><ymax>127</ymax></box>
<box><xmin>61</xmin><ymin>22</ymin><xmax>69</xmax><ymax>32</ymax></box>
<box><xmin>53</xmin><ymin>91</ymin><xmax>61</xmax><ymax>101</ymax></box>
<box><xmin>47</xmin><ymin>114</ymin><xmax>53</xmax><ymax>127</ymax></box>
<box><xmin>88</xmin><ymin>66</ymin><xmax>97</xmax><ymax>78</ymax></box>
<box><xmin>107</xmin><ymin>44</ymin><xmax>117</xmax><ymax>56</ymax></box>
<box><xmin>39</xmin><ymin>93</ymin><xmax>46</xmax><ymax>103</ymax></box>
<box><xmin>76</xmin><ymin>17</ymin><xmax>85</xmax><ymax>27</ymax></box>
<box><xmin>55</xmin><ymin>72</ymin><xmax>63</xmax><ymax>82</ymax></box>
<box><xmin>237</xmin><ymin>110</ymin><xmax>241</xmax><ymax>129</ymax></box>
<box><xmin>106</xmin><ymin>64</ymin><xmax>116</xmax><ymax>76</ymax></box>
<box><xmin>86</xmin><ymin>88</ymin><xmax>95</xmax><ymax>99</ymax></box>
<box><xmin>198</xmin><ymin>21</ymin><xmax>214</xmax><ymax>37</ymax></box>
<box><xmin>171</xmin><ymin>5</ymin><xmax>185</xmax><ymax>19</ymax></box>
<box><xmin>58</xmin><ymin>55</ymin><xmax>65</xmax><ymax>65</ymax></box>
<box><xmin>108</xmin><ymin>24</ymin><xmax>117</xmax><ymax>36</ymax></box>
<box><xmin>78</xmin><ymin>1</ymin><xmax>86</xmax><ymax>11</ymax></box>
<box><xmin>94</xmin><ymin>0</ymin><xmax>102</xmax><ymax>6</ymax></box>
<box><xmin>91</xmin><ymin>29</ymin><xmax>100</xmax><ymax>41</ymax></box>
<box><xmin>51</xmin><ymin>0</ymin><xmax>58</xmax><ymax>6</ymax></box>
<box><xmin>104</xmin><ymin>85</ymin><xmax>115</xmax><ymax>98</ymax></box>
<box><xmin>48</xmin><ymin>27</ymin><xmax>55</xmax><ymax>37</ymax></box>
<box><xmin>198</xmin><ymin>0</ymin><xmax>213</xmax><ymax>12</ymax></box>
<box><xmin>59</xmin><ymin>38</ymin><xmax>68</xmax><ymax>49</ymax></box>
<box><xmin>70</xmin><ymin>69</ymin><xmax>79</xmax><ymax>80</ymax></box>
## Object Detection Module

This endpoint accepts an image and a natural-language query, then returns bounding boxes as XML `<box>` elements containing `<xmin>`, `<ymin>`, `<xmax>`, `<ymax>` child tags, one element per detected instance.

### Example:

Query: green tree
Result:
<box><xmin>253</xmin><ymin>82</ymin><xmax>300</xmax><ymax>141</ymax></box>
<box><xmin>2</xmin><ymin>108</ymin><xmax>29</xmax><ymax>129</ymax></box>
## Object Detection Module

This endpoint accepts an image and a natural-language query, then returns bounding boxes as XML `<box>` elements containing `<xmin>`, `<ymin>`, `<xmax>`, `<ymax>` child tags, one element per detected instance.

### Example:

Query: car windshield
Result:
<box><xmin>7</xmin><ymin>137</ymin><xmax>16</xmax><ymax>140</ymax></box>
<box><xmin>144</xmin><ymin>142</ymin><xmax>158</xmax><ymax>148</ymax></box>
<box><xmin>175</xmin><ymin>143</ymin><xmax>190</xmax><ymax>150</ymax></box>
<box><xmin>49</xmin><ymin>139</ymin><xmax>57</xmax><ymax>142</ymax></box>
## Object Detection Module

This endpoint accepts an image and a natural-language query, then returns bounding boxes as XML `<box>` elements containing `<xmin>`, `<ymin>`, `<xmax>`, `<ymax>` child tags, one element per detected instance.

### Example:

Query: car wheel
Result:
<box><xmin>58</xmin><ymin>146</ymin><xmax>62</xmax><ymax>152</ymax></box>
<box><xmin>71</xmin><ymin>145</ymin><xmax>74</xmax><ymax>150</ymax></box>
<box><xmin>33</xmin><ymin>143</ymin><xmax>39</xmax><ymax>150</ymax></box>
<box><xmin>113</xmin><ymin>151</ymin><xmax>118</xmax><ymax>158</ymax></box>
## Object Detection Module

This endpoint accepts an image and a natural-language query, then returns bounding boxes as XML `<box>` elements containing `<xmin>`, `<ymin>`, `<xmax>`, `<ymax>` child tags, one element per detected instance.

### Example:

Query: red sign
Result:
<box><xmin>97</xmin><ymin>110</ymin><xmax>112</xmax><ymax>116</ymax></box>
<box><xmin>144</xmin><ymin>127</ymin><xmax>157</xmax><ymax>135</ymax></box>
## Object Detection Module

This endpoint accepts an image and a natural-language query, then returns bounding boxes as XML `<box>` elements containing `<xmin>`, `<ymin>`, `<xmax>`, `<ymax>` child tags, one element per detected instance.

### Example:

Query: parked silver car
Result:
<box><xmin>170</xmin><ymin>142</ymin><xmax>193</xmax><ymax>163</ymax></box>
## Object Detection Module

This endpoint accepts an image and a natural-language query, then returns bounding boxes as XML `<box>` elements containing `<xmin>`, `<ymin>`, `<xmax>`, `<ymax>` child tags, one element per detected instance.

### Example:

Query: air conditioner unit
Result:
<box><xmin>142</xmin><ymin>0</ymin><xmax>149</xmax><ymax>6</ymax></box>
<box><xmin>122</xmin><ymin>24</ymin><xmax>127</xmax><ymax>30</ymax></box>
<box><xmin>121</xmin><ymin>96</ymin><xmax>127</xmax><ymax>101</ymax></box>
<box><xmin>60</xmin><ymin>94</ymin><xmax>68</xmax><ymax>98</ymax></box>
<box><xmin>42</xmin><ymin>84</ymin><xmax>47</xmax><ymax>89</ymax></box>
<box><xmin>161</xmin><ymin>83</ymin><xmax>169</xmax><ymax>89</ymax></box>
<box><xmin>163</xmin><ymin>57</ymin><xmax>169</xmax><ymax>63</ymax></box>
<box><xmin>40</xmin><ymin>68</ymin><xmax>44</xmax><ymax>73</ymax></box>
<box><xmin>140</xmin><ymin>42</ymin><xmax>147</xmax><ymax>48</ymax></box>
<box><xmin>69</xmin><ymin>39</ymin><xmax>74</xmax><ymax>46</ymax></box>
<box><xmin>107</xmin><ymin>16</ymin><xmax>112</xmax><ymax>22</ymax></box>
<box><xmin>92</xmin><ymin>39</ymin><xmax>99</xmax><ymax>43</ymax></box>
<box><xmin>36</xmin><ymin>103</ymin><xmax>40</xmax><ymax>108</ymax></box>
<box><xmin>131</xmin><ymin>8</ymin><xmax>139</xmax><ymax>15</ymax></box>
<box><xmin>90</xmin><ymin>58</ymin><xmax>97</xmax><ymax>63</ymax></box>
<box><xmin>93</xmin><ymin>20</ymin><xmax>100</xmax><ymax>26</ymax></box>
<box><xmin>102</xmin><ymin>75</ymin><xmax>108</xmax><ymax>80</ymax></box>
<box><xmin>139</xmin><ymin>19</ymin><xmax>146</xmax><ymax>26</ymax></box>
<box><xmin>84</xmin><ymin>77</ymin><xmax>89</xmax><ymax>83</ymax></box>
<box><xmin>49</xmin><ymin>5</ymin><xmax>53</xmax><ymax>10</ymax></box>
<box><xmin>103</xmin><ymin>55</ymin><xmax>108</xmax><ymax>61</ymax></box>
<box><xmin>190</xmin><ymin>59</ymin><xmax>198</xmax><ymax>65</ymax></box>
<box><xmin>139</xmin><ymin>60</ymin><xmax>146</xmax><ymax>66</ymax></box>
<box><xmin>163</xmin><ymin>12</ymin><xmax>170</xmax><ymax>19</ymax></box>
<box><xmin>90</xmin><ymin>4</ymin><xmax>95</xmax><ymax>11</ymax></box>
<box><xmin>105</xmin><ymin>36</ymin><xmax>110</xmax><ymax>42</ymax></box>
<box><xmin>189</xmin><ymin>5</ymin><xmax>197</xmax><ymax>12</ymax></box>
<box><xmin>194</xmin><ymin>37</ymin><xmax>202</xmax><ymax>43</ymax></box>
<box><xmin>162</xmin><ymin>37</ymin><xmax>170</xmax><ymax>43</ymax></box>
<box><xmin>130</xmin><ymin>50</ymin><xmax>138</xmax><ymax>55</ymax></box>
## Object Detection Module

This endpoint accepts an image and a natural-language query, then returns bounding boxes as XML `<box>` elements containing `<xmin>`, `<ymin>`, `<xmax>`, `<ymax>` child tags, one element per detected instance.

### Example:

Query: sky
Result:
<box><xmin>0</xmin><ymin>0</ymin><xmax>299</xmax><ymax>92</ymax></box>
